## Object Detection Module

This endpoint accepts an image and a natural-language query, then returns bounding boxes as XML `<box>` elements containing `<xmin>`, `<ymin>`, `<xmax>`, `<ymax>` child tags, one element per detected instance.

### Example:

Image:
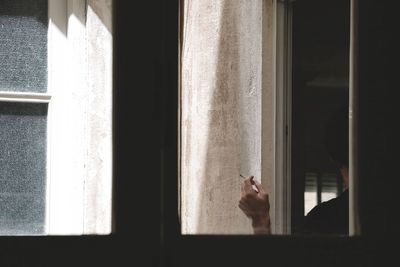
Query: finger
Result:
<box><xmin>249</xmin><ymin>176</ymin><xmax>260</xmax><ymax>193</ymax></box>
<box><xmin>241</xmin><ymin>182</ymin><xmax>255</xmax><ymax>198</ymax></box>
<box><xmin>239</xmin><ymin>199</ymin><xmax>251</xmax><ymax>209</ymax></box>
<box><xmin>240</xmin><ymin>181</ymin><xmax>246</xmax><ymax>198</ymax></box>
<box><xmin>253</xmin><ymin>179</ymin><xmax>265</xmax><ymax>194</ymax></box>
<box><xmin>243</xmin><ymin>176</ymin><xmax>254</xmax><ymax>194</ymax></box>
<box><xmin>247</xmin><ymin>176</ymin><xmax>259</xmax><ymax>193</ymax></box>
<box><xmin>252</xmin><ymin>184</ymin><xmax>260</xmax><ymax>193</ymax></box>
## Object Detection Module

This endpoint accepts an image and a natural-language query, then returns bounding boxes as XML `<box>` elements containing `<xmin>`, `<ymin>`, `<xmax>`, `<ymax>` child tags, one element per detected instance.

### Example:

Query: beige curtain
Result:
<box><xmin>181</xmin><ymin>0</ymin><xmax>269</xmax><ymax>234</ymax></box>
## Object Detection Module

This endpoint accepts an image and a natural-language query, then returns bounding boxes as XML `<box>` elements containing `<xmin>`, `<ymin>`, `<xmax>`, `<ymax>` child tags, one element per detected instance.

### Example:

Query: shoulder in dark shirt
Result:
<box><xmin>300</xmin><ymin>189</ymin><xmax>349</xmax><ymax>235</ymax></box>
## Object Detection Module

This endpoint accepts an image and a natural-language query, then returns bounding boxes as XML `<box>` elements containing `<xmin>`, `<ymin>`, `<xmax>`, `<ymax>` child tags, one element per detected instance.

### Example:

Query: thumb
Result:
<box><xmin>252</xmin><ymin>179</ymin><xmax>266</xmax><ymax>194</ymax></box>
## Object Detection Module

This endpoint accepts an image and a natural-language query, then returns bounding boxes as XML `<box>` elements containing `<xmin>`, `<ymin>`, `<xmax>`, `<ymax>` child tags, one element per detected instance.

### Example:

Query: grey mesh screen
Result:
<box><xmin>0</xmin><ymin>102</ymin><xmax>47</xmax><ymax>234</ymax></box>
<box><xmin>0</xmin><ymin>0</ymin><xmax>48</xmax><ymax>92</ymax></box>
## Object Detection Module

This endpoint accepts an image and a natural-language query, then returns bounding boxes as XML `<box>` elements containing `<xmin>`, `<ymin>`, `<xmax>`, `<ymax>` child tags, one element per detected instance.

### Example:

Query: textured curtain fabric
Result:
<box><xmin>181</xmin><ymin>0</ymin><xmax>265</xmax><ymax>234</ymax></box>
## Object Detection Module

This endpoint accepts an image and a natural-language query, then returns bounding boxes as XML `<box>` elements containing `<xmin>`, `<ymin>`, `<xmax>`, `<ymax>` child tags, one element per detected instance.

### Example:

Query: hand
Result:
<box><xmin>238</xmin><ymin>176</ymin><xmax>271</xmax><ymax>234</ymax></box>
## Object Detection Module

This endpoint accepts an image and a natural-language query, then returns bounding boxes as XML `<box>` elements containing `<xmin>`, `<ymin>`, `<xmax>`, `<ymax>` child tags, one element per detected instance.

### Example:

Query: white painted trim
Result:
<box><xmin>46</xmin><ymin>0</ymin><xmax>68</xmax><ymax>235</ymax></box>
<box><xmin>47</xmin><ymin>0</ymin><xmax>69</xmax><ymax>235</ymax></box>
<box><xmin>349</xmin><ymin>0</ymin><xmax>360</xmax><ymax>236</ymax></box>
<box><xmin>284</xmin><ymin>4</ymin><xmax>293</xmax><ymax>235</ymax></box>
<box><xmin>47</xmin><ymin>0</ymin><xmax>90</xmax><ymax>235</ymax></box>
<box><xmin>261</xmin><ymin>0</ymin><xmax>277</xmax><ymax>235</ymax></box>
<box><xmin>284</xmin><ymin>0</ymin><xmax>293</xmax><ymax>236</ymax></box>
<box><xmin>46</xmin><ymin>0</ymin><xmax>113</xmax><ymax>235</ymax></box>
<box><xmin>0</xmin><ymin>92</ymin><xmax>51</xmax><ymax>103</ymax></box>
<box><xmin>178</xmin><ymin>0</ymin><xmax>182</xmax><ymax>225</ymax></box>
<box><xmin>272</xmin><ymin>0</ymin><xmax>292</xmax><ymax>235</ymax></box>
<box><xmin>84</xmin><ymin>0</ymin><xmax>113</xmax><ymax>235</ymax></box>
<box><xmin>0</xmin><ymin>0</ymin><xmax>112</xmax><ymax>236</ymax></box>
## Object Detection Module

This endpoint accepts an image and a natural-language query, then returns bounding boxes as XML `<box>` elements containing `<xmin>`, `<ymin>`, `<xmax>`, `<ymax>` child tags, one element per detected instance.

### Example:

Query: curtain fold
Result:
<box><xmin>181</xmin><ymin>0</ymin><xmax>264</xmax><ymax>234</ymax></box>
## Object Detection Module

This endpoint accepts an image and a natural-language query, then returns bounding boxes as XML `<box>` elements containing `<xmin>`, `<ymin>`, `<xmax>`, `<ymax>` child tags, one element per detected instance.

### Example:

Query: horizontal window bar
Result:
<box><xmin>0</xmin><ymin>91</ymin><xmax>51</xmax><ymax>103</ymax></box>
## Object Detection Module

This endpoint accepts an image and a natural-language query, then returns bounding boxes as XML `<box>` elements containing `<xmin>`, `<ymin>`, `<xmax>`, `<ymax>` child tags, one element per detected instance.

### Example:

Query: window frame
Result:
<box><xmin>0</xmin><ymin>0</ymin><xmax>395</xmax><ymax>265</ymax></box>
<box><xmin>118</xmin><ymin>0</ymin><xmax>397</xmax><ymax>264</ymax></box>
<box><xmin>46</xmin><ymin>0</ymin><xmax>113</xmax><ymax>235</ymax></box>
<box><xmin>273</xmin><ymin>0</ymin><xmax>293</xmax><ymax>234</ymax></box>
<box><xmin>0</xmin><ymin>0</ymin><xmax>113</xmax><ymax>236</ymax></box>
<box><xmin>177</xmin><ymin>0</ymin><xmax>351</xmax><ymax>236</ymax></box>
<box><xmin>167</xmin><ymin>0</ymin><xmax>375</xmax><ymax>264</ymax></box>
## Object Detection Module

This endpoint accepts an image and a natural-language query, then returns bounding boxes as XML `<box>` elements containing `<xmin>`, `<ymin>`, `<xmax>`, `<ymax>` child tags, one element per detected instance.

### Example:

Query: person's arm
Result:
<box><xmin>238</xmin><ymin>176</ymin><xmax>271</xmax><ymax>234</ymax></box>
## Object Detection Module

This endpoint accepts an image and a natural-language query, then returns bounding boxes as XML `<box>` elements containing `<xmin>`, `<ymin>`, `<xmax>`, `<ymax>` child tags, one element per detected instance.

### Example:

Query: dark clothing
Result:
<box><xmin>300</xmin><ymin>189</ymin><xmax>349</xmax><ymax>235</ymax></box>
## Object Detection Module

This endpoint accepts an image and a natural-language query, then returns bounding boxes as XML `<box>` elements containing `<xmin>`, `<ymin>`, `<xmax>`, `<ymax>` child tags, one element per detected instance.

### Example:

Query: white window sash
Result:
<box><xmin>0</xmin><ymin>92</ymin><xmax>51</xmax><ymax>103</ymax></box>
<box><xmin>46</xmin><ymin>0</ymin><xmax>113</xmax><ymax>235</ymax></box>
<box><xmin>269</xmin><ymin>0</ymin><xmax>293</xmax><ymax>235</ymax></box>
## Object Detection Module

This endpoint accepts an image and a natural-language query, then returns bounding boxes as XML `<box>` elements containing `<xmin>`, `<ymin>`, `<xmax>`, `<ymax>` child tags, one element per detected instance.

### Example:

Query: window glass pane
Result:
<box><xmin>291</xmin><ymin>0</ymin><xmax>350</xmax><ymax>235</ymax></box>
<box><xmin>0</xmin><ymin>0</ymin><xmax>48</xmax><ymax>93</ymax></box>
<box><xmin>0</xmin><ymin>102</ymin><xmax>47</xmax><ymax>235</ymax></box>
<box><xmin>321</xmin><ymin>173</ymin><xmax>339</xmax><ymax>202</ymax></box>
<box><xmin>304</xmin><ymin>172</ymin><xmax>317</xmax><ymax>215</ymax></box>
